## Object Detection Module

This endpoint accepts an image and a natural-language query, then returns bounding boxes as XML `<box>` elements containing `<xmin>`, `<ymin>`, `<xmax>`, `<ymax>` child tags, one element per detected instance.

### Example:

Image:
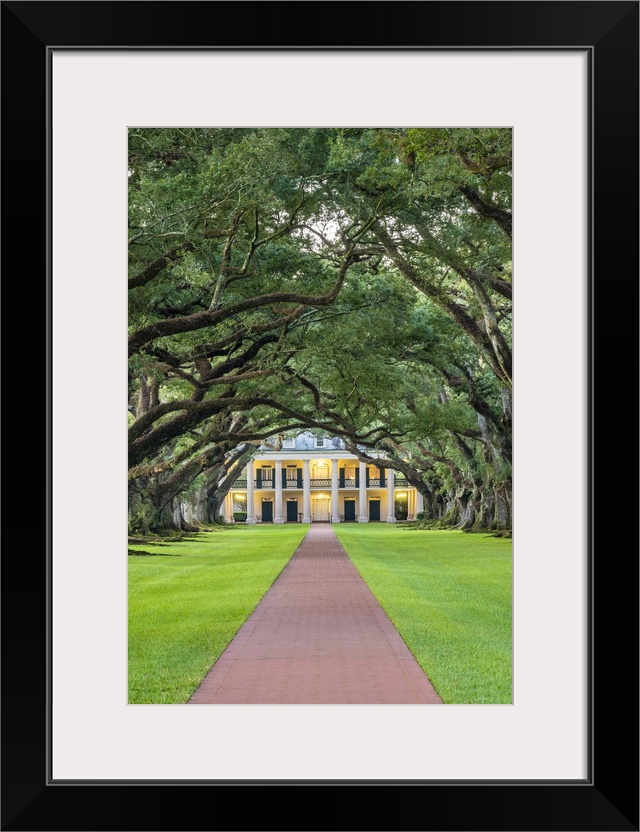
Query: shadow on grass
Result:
<box><xmin>128</xmin><ymin>549</ymin><xmax>187</xmax><ymax>557</ymax></box>
<box><xmin>396</xmin><ymin>522</ymin><xmax>511</xmax><ymax>539</ymax></box>
<box><xmin>127</xmin><ymin>524</ymin><xmax>267</xmax><ymax>556</ymax></box>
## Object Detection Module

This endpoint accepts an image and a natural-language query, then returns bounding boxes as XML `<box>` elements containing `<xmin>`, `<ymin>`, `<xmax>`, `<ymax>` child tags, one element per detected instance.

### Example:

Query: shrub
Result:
<box><xmin>233</xmin><ymin>512</ymin><xmax>247</xmax><ymax>522</ymax></box>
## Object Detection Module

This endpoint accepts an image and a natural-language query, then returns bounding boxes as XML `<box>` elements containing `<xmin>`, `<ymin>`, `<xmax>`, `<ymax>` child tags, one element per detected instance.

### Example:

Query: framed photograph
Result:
<box><xmin>3</xmin><ymin>2</ymin><xmax>637</xmax><ymax>830</ymax></box>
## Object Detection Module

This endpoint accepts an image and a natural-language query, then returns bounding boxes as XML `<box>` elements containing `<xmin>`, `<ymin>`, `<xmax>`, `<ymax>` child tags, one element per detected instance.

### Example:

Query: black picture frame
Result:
<box><xmin>2</xmin><ymin>2</ymin><xmax>638</xmax><ymax>830</ymax></box>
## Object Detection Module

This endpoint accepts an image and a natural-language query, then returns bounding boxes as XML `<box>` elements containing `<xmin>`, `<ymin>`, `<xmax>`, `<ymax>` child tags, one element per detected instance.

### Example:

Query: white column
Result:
<box><xmin>358</xmin><ymin>461</ymin><xmax>368</xmax><ymax>522</ymax></box>
<box><xmin>386</xmin><ymin>468</ymin><xmax>396</xmax><ymax>523</ymax></box>
<box><xmin>274</xmin><ymin>460</ymin><xmax>283</xmax><ymax>523</ymax></box>
<box><xmin>416</xmin><ymin>489</ymin><xmax>424</xmax><ymax>516</ymax></box>
<box><xmin>331</xmin><ymin>460</ymin><xmax>340</xmax><ymax>523</ymax></box>
<box><xmin>221</xmin><ymin>492</ymin><xmax>231</xmax><ymax>523</ymax></box>
<box><xmin>302</xmin><ymin>460</ymin><xmax>311</xmax><ymax>523</ymax></box>
<box><xmin>246</xmin><ymin>462</ymin><xmax>255</xmax><ymax>524</ymax></box>
<box><xmin>228</xmin><ymin>493</ymin><xmax>235</xmax><ymax>523</ymax></box>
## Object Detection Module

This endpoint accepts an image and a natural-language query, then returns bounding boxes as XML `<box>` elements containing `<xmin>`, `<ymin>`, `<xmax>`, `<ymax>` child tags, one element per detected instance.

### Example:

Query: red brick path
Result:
<box><xmin>188</xmin><ymin>524</ymin><xmax>443</xmax><ymax>704</ymax></box>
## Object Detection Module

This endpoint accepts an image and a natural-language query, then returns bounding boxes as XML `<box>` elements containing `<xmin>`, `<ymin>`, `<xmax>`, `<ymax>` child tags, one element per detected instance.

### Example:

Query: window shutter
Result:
<box><xmin>355</xmin><ymin>468</ymin><xmax>360</xmax><ymax>487</ymax></box>
<box><xmin>339</xmin><ymin>467</ymin><xmax>345</xmax><ymax>488</ymax></box>
<box><xmin>380</xmin><ymin>468</ymin><xmax>386</xmax><ymax>487</ymax></box>
<box><xmin>297</xmin><ymin>468</ymin><xmax>303</xmax><ymax>488</ymax></box>
<box><xmin>282</xmin><ymin>469</ymin><xmax>287</xmax><ymax>488</ymax></box>
<box><xmin>256</xmin><ymin>469</ymin><xmax>262</xmax><ymax>488</ymax></box>
<box><xmin>365</xmin><ymin>468</ymin><xmax>370</xmax><ymax>487</ymax></box>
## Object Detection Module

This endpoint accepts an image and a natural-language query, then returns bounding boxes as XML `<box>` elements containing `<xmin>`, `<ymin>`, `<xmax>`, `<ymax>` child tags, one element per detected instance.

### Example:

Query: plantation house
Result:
<box><xmin>221</xmin><ymin>433</ymin><xmax>423</xmax><ymax>524</ymax></box>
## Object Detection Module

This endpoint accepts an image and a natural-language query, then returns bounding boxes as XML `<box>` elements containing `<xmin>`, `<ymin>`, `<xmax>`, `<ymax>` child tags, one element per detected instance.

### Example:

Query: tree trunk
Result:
<box><xmin>176</xmin><ymin>445</ymin><xmax>255</xmax><ymax>526</ymax></box>
<box><xmin>493</xmin><ymin>484</ymin><xmax>511</xmax><ymax>530</ymax></box>
<box><xmin>128</xmin><ymin>479</ymin><xmax>185</xmax><ymax>534</ymax></box>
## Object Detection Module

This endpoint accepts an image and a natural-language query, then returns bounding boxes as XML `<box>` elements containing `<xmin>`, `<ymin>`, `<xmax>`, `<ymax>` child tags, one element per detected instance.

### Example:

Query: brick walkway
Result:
<box><xmin>188</xmin><ymin>524</ymin><xmax>443</xmax><ymax>704</ymax></box>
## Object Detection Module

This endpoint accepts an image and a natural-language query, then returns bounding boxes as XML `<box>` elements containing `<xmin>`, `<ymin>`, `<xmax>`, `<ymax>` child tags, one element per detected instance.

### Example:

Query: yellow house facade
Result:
<box><xmin>221</xmin><ymin>433</ymin><xmax>423</xmax><ymax>524</ymax></box>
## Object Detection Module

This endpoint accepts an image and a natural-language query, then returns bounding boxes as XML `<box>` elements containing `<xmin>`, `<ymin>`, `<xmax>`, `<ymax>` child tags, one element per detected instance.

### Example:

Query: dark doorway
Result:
<box><xmin>286</xmin><ymin>500</ymin><xmax>298</xmax><ymax>522</ymax></box>
<box><xmin>369</xmin><ymin>500</ymin><xmax>381</xmax><ymax>522</ymax></box>
<box><xmin>344</xmin><ymin>499</ymin><xmax>356</xmax><ymax>522</ymax></box>
<box><xmin>261</xmin><ymin>501</ymin><xmax>273</xmax><ymax>522</ymax></box>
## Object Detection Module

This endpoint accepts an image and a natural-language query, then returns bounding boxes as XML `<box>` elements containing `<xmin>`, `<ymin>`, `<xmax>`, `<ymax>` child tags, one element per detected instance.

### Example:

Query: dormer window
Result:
<box><xmin>315</xmin><ymin>437</ymin><xmax>325</xmax><ymax>448</ymax></box>
<box><xmin>282</xmin><ymin>438</ymin><xmax>295</xmax><ymax>449</ymax></box>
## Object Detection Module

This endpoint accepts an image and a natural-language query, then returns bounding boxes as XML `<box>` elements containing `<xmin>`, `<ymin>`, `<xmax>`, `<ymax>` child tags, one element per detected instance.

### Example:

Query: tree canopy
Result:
<box><xmin>128</xmin><ymin>127</ymin><xmax>512</xmax><ymax>534</ymax></box>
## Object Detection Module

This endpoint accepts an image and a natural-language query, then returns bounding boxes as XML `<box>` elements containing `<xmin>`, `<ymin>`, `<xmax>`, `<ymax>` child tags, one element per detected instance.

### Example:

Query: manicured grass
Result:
<box><xmin>128</xmin><ymin>525</ymin><xmax>308</xmax><ymax>703</ymax></box>
<box><xmin>333</xmin><ymin>525</ymin><xmax>512</xmax><ymax>704</ymax></box>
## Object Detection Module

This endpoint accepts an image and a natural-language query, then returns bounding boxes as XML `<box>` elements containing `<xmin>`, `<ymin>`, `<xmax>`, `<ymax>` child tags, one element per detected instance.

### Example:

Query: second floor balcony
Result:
<box><xmin>246</xmin><ymin>475</ymin><xmax>410</xmax><ymax>490</ymax></box>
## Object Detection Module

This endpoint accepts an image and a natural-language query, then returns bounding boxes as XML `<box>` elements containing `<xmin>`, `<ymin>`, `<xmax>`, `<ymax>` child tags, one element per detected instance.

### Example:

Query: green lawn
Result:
<box><xmin>129</xmin><ymin>523</ymin><xmax>511</xmax><ymax>705</ymax></box>
<box><xmin>333</xmin><ymin>524</ymin><xmax>512</xmax><ymax>704</ymax></box>
<box><xmin>128</xmin><ymin>525</ymin><xmax>308</xmax><ymax>703</ymax></box>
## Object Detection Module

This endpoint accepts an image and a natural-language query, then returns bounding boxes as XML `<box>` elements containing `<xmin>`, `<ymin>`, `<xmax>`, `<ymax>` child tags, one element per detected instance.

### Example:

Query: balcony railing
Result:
<box><xmin>252</xmin><ymin>479</ymin><xmax>302</xmax><ymax>489</ymax></box>
<box><xmin>240</xmin><ymin>475</ymin><xmax>411</xmax><ymax>490</ymax></box>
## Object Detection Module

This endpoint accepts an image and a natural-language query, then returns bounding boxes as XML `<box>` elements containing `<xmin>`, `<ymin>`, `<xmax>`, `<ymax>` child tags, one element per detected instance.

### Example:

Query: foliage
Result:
<box><xmin>128</xmin><ymin>127</ymin><xmax>512</xmax><ymax>531</ymax></box>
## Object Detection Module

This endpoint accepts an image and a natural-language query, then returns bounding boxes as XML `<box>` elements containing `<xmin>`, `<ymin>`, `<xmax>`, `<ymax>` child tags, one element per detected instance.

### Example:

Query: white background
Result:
<box><xmin>52</xmin><ymin>51</ymin><xmax>587</xmax><ymax>781</ymax></box>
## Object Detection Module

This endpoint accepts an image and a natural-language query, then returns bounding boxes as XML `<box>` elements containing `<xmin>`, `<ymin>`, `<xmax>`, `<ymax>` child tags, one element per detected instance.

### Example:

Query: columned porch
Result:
<box><xmin>235</xmin><ymin>456</ymin><xmax>413</xmax><ymax>524</ymax></box>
